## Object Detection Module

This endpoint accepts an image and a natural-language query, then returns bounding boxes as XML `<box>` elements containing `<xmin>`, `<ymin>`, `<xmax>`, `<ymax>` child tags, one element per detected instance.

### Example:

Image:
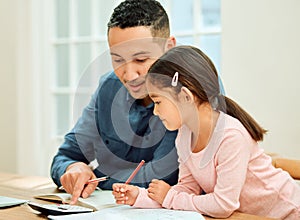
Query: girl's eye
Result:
<box><xmin>154</xmin><ymin>101</ymin><xmax>161</xmax><ymax>105</ymax></box>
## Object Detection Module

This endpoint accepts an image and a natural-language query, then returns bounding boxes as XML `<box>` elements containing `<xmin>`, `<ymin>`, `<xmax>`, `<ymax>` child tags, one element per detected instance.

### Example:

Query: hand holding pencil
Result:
<box><xmin>112</xmin><ymin>183</ymin><xmax>140</xmax><ymax>205</ymax></box>
<box><xmin>60</xmin><ymin>162</ymin><xmax>110</xmax><ymax>205</ymax></box>
<box><xmin>112</xmin><ymin>160</ymin><xmax>145</xmax><ymax>205</ymax></box>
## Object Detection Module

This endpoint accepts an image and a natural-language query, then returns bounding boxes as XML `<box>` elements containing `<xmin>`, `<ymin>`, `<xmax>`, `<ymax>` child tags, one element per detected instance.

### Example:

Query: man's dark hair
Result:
<box><xmin>107</xmin><ymin>0</ymin><xmax>170</xmax><ymax>38</ymax></box>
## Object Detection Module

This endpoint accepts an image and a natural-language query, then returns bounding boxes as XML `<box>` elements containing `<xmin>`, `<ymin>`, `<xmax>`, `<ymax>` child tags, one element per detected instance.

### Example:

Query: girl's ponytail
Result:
<box><xmin>222</xmin><ymin>96</ymin><xmax>267</xmax><ymax>141</ymax></box>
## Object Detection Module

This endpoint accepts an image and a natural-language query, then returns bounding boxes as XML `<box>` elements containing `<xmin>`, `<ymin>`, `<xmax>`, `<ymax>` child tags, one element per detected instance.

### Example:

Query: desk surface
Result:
<box><xmin>0</xmin><ymin>172</ymin><xmax>276</xmax><ymax>220</ymax></box>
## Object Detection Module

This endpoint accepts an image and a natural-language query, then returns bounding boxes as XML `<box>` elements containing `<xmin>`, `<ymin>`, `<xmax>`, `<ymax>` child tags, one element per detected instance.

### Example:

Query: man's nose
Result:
<box><xmin>123</xmin><ymin>62</ymin><xmax>139</xmax><ymax>82</ymax></box>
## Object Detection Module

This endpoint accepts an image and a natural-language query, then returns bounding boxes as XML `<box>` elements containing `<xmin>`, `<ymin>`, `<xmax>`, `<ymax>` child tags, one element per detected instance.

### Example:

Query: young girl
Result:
<box><xmin>112</xmin><ymin>45</ymin><xmax>300</xmax><ymax>219</ymax></box>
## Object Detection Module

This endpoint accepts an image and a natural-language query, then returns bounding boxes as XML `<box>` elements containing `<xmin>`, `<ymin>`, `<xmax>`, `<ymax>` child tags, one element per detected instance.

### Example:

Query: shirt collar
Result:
<box><xmin>126</xmin><ymin>90</ymin><xmax>154</xmax><ymax>110</ymax></box>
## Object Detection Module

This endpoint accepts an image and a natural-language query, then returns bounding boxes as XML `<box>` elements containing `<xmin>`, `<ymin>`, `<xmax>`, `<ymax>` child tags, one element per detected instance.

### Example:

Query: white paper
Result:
<box><xmin>0</xmin><ymin>196</ymin><xmax>27</xmax><ymax>208</ymax></box>
<box><xmin>49</xmin><ymin>205</ymin><xmax>205</xmax><ymax>220</ymax></box>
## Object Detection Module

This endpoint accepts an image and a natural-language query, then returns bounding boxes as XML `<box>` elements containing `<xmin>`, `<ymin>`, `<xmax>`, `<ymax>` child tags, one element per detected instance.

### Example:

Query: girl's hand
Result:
<box><xmin>147</xmin><ymin>179</ymin><xmax>171</xmax><ymax>204</ymax></box>
<box><xmin>112</xmin><ymin>183</ymin><xmax>139</xmax><ymax>206</ymax></box>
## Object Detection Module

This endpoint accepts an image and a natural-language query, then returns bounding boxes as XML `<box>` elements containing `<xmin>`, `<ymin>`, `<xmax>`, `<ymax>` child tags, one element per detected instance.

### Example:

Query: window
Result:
<box><xmin>161</xmin><ymin>0</ymin><xmax>221</xmax><ymax>71</ymax></box>
<box><xmin>22</xmin><ymin>0</ymin><xmax>221</xmax><ymax>175</ymax></box>
<box><xmin>51</xmin><ymin>0</ymin><xmax>121</xmax><ymax>142</ymax></box>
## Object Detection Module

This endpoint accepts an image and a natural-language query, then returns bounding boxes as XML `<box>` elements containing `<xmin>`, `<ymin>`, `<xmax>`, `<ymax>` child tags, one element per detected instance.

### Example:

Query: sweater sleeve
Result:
<box><xmin>162</xmin><ymin>130</ymin><xmax>251</xmax><ymax>218</ymax></box>
<box><xmin>170</xmin><ymin>157</ymin><xmax>202</xmax><ymax>195</ymax></box>
<box><xmin>133</xmin><ymin>187</ymin><xmax>162</xmax><ymax>208</ymax></box>
<box><xmin>133</xmin><ymin>160</ymin><xmax>201</xmax><ymax>209</ymax></box>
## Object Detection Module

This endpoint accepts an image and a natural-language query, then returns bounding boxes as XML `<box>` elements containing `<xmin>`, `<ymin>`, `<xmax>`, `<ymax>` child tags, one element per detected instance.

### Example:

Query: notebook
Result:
<box><xmin>33</xmin><ymin>190</ymin><xmax>117</xmax><ymax>211</ymax></box>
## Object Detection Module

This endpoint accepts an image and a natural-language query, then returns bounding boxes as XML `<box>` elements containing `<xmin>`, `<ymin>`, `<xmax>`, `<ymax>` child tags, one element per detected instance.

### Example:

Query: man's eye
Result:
<box><xmin>113</xmin><ymin>59</ymin><xmax>124</xmax><ymax>63</ymax></box>
<box><xmin>135</xmin><ymin>58</ymin><xmax>147</xmax><ymax>63</ymax></box>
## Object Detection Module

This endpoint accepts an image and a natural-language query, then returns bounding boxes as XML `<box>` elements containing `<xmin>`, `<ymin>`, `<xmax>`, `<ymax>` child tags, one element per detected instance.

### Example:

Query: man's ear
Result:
<box><xmin>180</xmin><ymin>87</ymin><xmax>194</xmax><ymax>103</ymax></box>
<box><xmin>164</xmin><ymin>36</ymin><xmax>176</xmax><ymax>51</ymax></box>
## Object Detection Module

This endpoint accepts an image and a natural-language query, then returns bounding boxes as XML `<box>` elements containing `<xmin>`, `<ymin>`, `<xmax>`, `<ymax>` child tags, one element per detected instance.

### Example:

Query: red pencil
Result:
<box><xmin>125</xmin><ymin>160</ymin><xmax>145</xmax><ymax>184</ymax></box>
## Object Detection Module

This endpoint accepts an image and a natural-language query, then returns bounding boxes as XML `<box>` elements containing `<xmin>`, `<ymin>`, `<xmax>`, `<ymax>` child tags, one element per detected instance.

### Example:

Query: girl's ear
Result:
<box><xmin>180</xmin><ymin>87</ymin><xmax>195</xmax><ymax>103</ymax></box>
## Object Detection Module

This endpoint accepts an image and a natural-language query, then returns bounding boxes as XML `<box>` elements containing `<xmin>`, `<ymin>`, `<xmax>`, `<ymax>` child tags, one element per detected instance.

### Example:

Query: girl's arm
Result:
<box><xmin>169</xmin><ymin>158</ymin><xmax>202</xmax><ymax>195</ymax></box>
<box><xmin>133</xmin><ymin>158</ymin><xmax>202</xmax><ymax>208</ymax></box>
<box><xmin>162</xmin><ymin>131</ymin><xmax>251</xmax><ymax>218</ymax></box>
<box><xmin>145</xmin><ymin>158</ymin><xmax>203</xmax><ymax>205</ymax></box>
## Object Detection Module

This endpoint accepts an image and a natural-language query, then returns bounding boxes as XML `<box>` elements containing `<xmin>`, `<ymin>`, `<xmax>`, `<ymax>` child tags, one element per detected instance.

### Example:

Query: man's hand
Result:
<box><xmin>60</xmin><ymin>162</ymin><xmax>98</xmax><ymax>204</ymax></box>
<box><xmin>147</xmin><ymin>179</ymin><xmax>171</xmax><ymax>204</ymax></box>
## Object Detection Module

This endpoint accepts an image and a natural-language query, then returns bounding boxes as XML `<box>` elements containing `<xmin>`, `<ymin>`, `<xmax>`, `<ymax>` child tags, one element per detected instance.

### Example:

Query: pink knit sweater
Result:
<box><xmin>133</xmin><ymin>112</ymin><xmax>300</xmax><ymax>219</ymax></box>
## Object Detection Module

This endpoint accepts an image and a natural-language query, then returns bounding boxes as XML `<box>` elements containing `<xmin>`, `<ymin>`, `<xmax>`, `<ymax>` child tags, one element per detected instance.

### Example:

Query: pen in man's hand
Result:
<box><xmin>86</xmin><ymin>176</ymin><xmax>110</xmax><ymax>184</ymax></box>
<box><xmin>58</xmin><ymin>176</ymin><xmax>109</xmax><ymax>191</ymax></box>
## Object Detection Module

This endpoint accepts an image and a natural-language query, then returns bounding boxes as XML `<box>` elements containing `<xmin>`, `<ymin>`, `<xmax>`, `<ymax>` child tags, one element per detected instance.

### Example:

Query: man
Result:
<box><xmin>51</xmin><ymin>0</ymin><xmax>179</xmax><ymax>204</ymax></box>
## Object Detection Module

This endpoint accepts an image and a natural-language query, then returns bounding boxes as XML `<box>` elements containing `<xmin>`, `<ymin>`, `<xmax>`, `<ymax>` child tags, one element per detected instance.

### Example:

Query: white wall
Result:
<box><xmin>0</xmin><ymin>0</ymin><xmax>18</xmax><ymax>172</ymax></box>
<box><xmin>0</xmin><ymin>0</ymin><xmax>45</xmax><ymax>175</ymax></box>
<box><xmin>221</xmin><ymin>0</ymin><xmax>300</xmax><ymax>158</ymax></box>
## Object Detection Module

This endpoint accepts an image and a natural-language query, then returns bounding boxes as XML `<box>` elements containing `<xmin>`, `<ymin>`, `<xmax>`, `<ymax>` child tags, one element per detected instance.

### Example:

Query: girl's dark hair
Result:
<box><xmin>107</xmin><ymin>0</ymin><xmax>170</xmax><ymax>38</ymax></box>
<box><xmin>147</xmin><ymin>45</ymin><xmax>267</xmax><ymax>141</ymax></box>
